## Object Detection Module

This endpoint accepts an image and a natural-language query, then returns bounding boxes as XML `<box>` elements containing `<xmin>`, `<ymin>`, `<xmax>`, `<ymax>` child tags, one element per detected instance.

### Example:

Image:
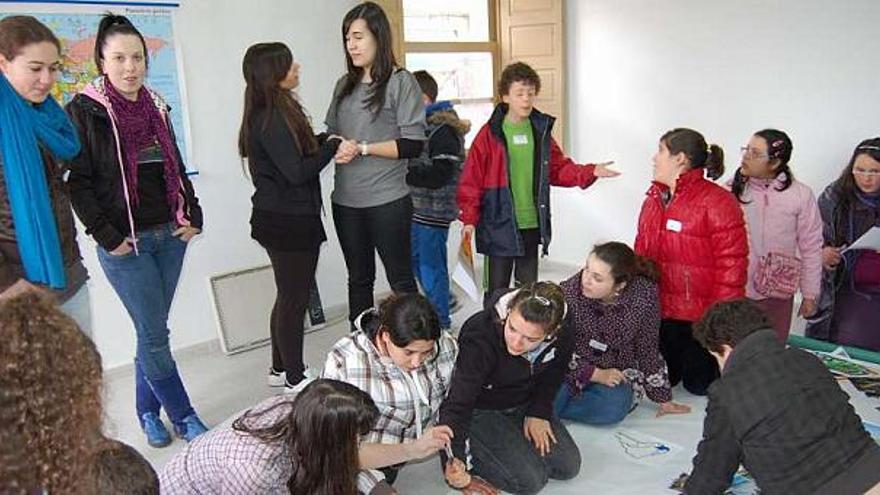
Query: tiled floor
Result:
<box><xmin>103</xmin><ymin>261</ymin><xmax>853</xmax><ymax>494</ymax></box>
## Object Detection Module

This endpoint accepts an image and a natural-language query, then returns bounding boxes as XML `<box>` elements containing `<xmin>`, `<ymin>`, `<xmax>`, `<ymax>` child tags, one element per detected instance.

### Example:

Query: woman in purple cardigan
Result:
<box><xmin>554</xmin><ymin>242</ymin><xmax>691</xmax><ymax>424</ymax></box>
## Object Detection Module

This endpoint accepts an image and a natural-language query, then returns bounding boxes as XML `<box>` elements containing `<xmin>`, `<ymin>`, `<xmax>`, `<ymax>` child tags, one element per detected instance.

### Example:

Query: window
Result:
<box><xmin>402</xmin><ymin>0</ymin><xmax>499</xmax><ymax>147</ymax></box>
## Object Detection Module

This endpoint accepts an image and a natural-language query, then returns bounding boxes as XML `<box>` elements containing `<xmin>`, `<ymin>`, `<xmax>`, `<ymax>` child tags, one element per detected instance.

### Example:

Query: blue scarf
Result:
<box><xmin>0</xmin><ymin>73</ymin><xmax>80</xmax><ymax>289</ymax></box>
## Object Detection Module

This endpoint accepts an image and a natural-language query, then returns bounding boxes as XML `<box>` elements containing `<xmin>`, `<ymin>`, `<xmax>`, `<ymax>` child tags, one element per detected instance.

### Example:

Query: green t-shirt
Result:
<box><xmin>503</xmin><ymin>118</ymin><xmax>538</xmax><ymax>229</ymax></box>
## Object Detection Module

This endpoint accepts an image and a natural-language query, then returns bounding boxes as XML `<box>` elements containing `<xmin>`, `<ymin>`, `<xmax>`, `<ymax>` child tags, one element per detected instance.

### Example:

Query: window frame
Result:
<box><xmin>402</xmin><ymin>0</ymin><xmax>501</xmax><ymax>110</ymax></box>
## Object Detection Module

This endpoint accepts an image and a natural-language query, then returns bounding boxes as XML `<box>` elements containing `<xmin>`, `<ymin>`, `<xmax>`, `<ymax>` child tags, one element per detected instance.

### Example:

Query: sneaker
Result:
<box><xmin>174</xmin><ymin>413</ymin><xmax>209</xmax><ymax>442</ymax></box>
<box><xmin>283</xmin><ymin>367</ymin><xmax>317</xmax><ymax>394</ymax></box>
<box><xmin>267</xmin><ymin>368</ymin><xmax>286</xmax><ymax>387</ymax></box>
<box><xmin>140</xmin><ymin>412</ymin><xmax>172</xmax><ymax>448</ymax></box>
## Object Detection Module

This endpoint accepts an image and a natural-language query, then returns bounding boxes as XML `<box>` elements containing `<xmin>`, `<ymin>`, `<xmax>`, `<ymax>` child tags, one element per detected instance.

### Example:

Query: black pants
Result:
<box><xmin>486</xmin><ymin>228</ymin><xmax>540</xmax><ymax>305</ymax></box>
<box><xmin>468</xmin><ymin>406</ymin><xmax>581</xmax><ymax>495</ymax></box>
<box><xmin>659</xmin><ymin>319</ymin><xmax>719</xmax><ymax>396</ymax></box>
<box><xmin>266</xmin><ymin>247</ymin><xmax>319</xmax><ymax>385</ymax></box>
<box><xmin>332</xmin><ymin>196</ymin><xmax>417</xmax><ymax>325</ymax></box>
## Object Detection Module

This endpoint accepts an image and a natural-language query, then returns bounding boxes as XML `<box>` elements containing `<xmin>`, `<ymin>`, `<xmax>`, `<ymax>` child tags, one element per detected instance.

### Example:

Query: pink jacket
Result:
<box><xmin>734</xmin><ymin>175</ymin><xmax>823</xmax><ymax>300</ymax></box>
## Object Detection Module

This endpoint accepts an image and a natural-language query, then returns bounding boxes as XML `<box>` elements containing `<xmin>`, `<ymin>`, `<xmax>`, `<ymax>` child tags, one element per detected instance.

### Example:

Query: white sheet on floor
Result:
<box><xmin>394</xmin><ymin>378</ymin><xmax>880</xmax><ymax>494</ymax></box>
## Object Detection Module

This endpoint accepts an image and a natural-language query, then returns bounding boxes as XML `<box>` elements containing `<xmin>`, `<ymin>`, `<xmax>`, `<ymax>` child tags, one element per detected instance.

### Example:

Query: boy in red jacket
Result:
<box><xmin>457</xmin><ymin>62</ymin><xmax>618</xmax><ymax>302</ymax></box>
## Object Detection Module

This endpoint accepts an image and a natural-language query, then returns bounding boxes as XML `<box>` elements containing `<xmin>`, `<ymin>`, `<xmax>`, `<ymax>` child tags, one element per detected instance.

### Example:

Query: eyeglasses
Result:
<box><xmin>740</xmin><ymin>146</ymin><xmax>768</xmax><ymax>160</ymax></box>
<box><xmin>853</xmin><ymin>167</ymin><xmax>880</xmax><ymax>177</ymax></box>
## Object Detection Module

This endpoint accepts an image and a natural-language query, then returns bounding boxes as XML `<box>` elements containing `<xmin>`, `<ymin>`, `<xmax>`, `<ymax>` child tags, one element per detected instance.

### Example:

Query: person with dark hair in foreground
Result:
<box><xmin>323</xmin><ymin>293</ymin><xmax>458</xmax><ymax>493</ymax></box>
<box><xmin>685</xmin><ymin>299</ymin><xmax>880</xmax><ymax>494</ymax></box>
<box><xmin>160</xmin><ymin>379</ymin><xmax>452</xmax><ymax>495</ymax></box>
<box><xmin>94</xmin><ymin>439</ymin><xmax>159</xmax><ymax>495</ymax></box>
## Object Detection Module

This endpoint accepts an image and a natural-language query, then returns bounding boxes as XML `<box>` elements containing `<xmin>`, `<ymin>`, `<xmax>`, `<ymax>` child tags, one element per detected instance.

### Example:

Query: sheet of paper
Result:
<box><xmin>842</xmin><ymin>226</ymin><xmax>880</xmax><ymax>253</ymax></box>
<box><xmin>451</xmin><ymin>234</ymin><xmax>480</xmax><ymax>303</ymax></box>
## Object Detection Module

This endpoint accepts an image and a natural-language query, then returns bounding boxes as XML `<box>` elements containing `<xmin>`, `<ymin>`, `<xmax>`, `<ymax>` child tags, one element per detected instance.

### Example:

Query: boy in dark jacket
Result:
<box><xmin>457</xmin><ymin>62</ymin><xmax>619</xmax><ymax>303</ymax></box>
<box><xmin>686</xmin><ymin>299</ymin><xmax>880</xmax><ymax>494</ymax></box>
<box><xmin>407</xmin><ymin>70</ymin><xmax>470</xmax><ymax>329</ymax></box>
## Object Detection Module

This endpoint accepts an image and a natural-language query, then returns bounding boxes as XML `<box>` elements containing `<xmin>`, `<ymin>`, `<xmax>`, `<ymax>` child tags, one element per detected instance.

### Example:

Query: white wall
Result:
<box><xmin>74</xmin><ymin>0</ymin><xmax>359</xmax><ymax>368</ymax></box>
<box><xmin>551</xmin><ymin>0</ymin><xmax>880</xmax><ymax>266</ymax></box>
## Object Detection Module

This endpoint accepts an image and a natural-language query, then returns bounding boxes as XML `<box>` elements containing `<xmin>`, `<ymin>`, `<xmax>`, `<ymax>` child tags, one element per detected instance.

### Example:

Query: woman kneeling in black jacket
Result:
<box><xmin>439</xmin><ymin>281</ymin><xmax>581</xmax><ymax>495</ymax></box>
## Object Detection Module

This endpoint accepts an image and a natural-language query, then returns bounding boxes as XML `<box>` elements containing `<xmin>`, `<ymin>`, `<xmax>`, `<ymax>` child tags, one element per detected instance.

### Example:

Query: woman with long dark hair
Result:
<box><xmin>0</xmin><ymin>15</ymin><xmax>89</xmax><ymax>331</ymax></box>
<box><xmin>806</xmin><ymin>138</ymin><xmax>880</xmax><ymax>350</ymax></box>
<box><xmin>160</xmin><ymin>379</ymin><xmax>452</xmax><ymax>495</ymax></box>
<box><xmin>238</xmin><ymin>42</ymin><xmax>342</xmax><ymax>392</ymax></box>
<box><xmin>729</xmin><ymin>129</ymin><xmax>823</xmax><ymax>341</ymax></box>
<box><xmin>66</xmin><ymin>14</ymin><xmax>206</xmax><ymax>447</ymax></box>
<box><xmin>325</xmin><ymin>2</ymin><xmax>425</xmax><ymax>329</ymax></box>
<box><xmin>635</xmin><ymin>128</ymin><xmax>748</xmax><ymax>396</ymax></box>
<box><xmin>324</xmin><ymin>293</ymin><xmax>458</xmax><ymax>492</ymax></box>
<box><xmin>555</xmin><ymin>242</ymin><xmax>690</xmax><ymax>425</ymax></box>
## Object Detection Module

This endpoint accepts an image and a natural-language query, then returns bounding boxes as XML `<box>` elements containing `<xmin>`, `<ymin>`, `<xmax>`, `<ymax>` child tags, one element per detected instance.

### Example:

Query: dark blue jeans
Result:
<box><xmin>468</xmin><ymin>406</ymin><xmax>581</xmax><ymax>495</ymax></box>
<box><xmin>411</xmin><ymin>222</ymin><xmax>450</xmax><ymax>328</ymax></box>
<box><xmin>97</xmin><ymin>223</ymin><xmax>195</xmax><ymax>422</ymax></box>
<box><xmin>554</xmin><ymin>382</ymin><xmax>634</xmax><ymax>425</ymax></box>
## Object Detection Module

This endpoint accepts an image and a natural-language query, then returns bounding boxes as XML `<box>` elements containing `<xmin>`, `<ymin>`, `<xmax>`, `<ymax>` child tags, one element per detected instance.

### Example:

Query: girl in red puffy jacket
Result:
<box><xmin>635</xmin><ymin>128</ymin><xmax>748</xmax><ymax>396</ymax></box>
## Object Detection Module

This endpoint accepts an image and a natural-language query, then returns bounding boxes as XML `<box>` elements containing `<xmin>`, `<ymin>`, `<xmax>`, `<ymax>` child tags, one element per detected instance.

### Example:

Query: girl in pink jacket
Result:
<box><xmin>730</xmin><ymin>129</ymin><xmax>823</xmax><ymax>340</ymax></box>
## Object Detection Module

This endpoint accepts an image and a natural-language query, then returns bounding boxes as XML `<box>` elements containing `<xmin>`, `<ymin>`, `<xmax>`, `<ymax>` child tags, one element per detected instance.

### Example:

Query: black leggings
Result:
<box><xmin>485</xmin><ymin>228</ymin><xmax>540</xmax><ymax>305</ymax></box>
<box><xmin>659</xmin><ymin>319</ymin><xmax>719</xmax><ymax>396</ymax></box>
<box><xmin>332</xmin><ymin>196</ymin><xmax>418</xmax><ymax>325</ymax></box>
<box><xmin>266</xmin><ymin>247</ymin><xmax>319</xmax><ymax>384</ymax></box>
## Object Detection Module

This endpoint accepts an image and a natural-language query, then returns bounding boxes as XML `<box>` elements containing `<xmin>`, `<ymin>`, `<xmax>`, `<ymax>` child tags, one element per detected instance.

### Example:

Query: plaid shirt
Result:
<box><xmin>159</xmin><ymin>395</ymin><xmax>294</xmax><ymax>494</ymax></box>
<box><xmin>322</xmin><ymin>328</ymin><xmax>458</xmax><ymax>492</ymax></box>
<box><xmin>685</xmin><ymin>330</ymin><xmax>879</xmax><ymax>494</ymax></box>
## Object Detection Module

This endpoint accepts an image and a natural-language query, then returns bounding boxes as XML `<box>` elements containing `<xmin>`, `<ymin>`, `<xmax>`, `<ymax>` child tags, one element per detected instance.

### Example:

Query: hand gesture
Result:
<box><xmin>656</xmin><ymin>401</ymin><xmax>691</xmax><ymax>417</ymax></box>
<box><xmin>594</xmin><ymin>161</ymin><xmax>620</xmax><ymax>178</ymax></box>
<box><xmin>110</xmin><ymin>237</ymin><xmax>136</xmax><ymax>256</ymax></box>
<box><xmin>173</xmin><ymin>226</ymin><xmax>201</xmax><ymax>242</ymax></box>
<box><xmin>444</xmin><ymin>457</ymin><xmax>470</xmax><ymax>489</ymax></box>
<box><xmin>591</xmin><ymin>367</ymin><xmax>627</xmax><ymax>387</ymax></box>
<box><xmin>822</xmin><ymin>246</ymin><xmax>842</xmax><ymax>270</ymax></box>
<box><xmin>405</xmin><ymin>425</ymin><xmax>453</xmax><ymax>460</ymax></box>
<box><xmin>335</xmin><ymin>139</ymin><xmax>359</xmax><ymax>164</ymax></box>
<box><xmin>523</xmin><ymin>416</ymin><xmax>557</xmax><ymax>456</ymax></box>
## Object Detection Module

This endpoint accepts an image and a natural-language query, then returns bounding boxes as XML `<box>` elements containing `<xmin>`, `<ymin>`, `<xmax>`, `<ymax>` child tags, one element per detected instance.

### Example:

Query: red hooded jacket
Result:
<box><xmin>635</xmin><ymin>168</ymin><xmax>748</xmax><ymax>322</ymax></box>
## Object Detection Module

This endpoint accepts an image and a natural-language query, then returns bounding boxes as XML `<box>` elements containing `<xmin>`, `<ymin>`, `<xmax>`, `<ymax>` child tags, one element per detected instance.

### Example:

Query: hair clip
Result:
<box><xmin>771</xmin><ymin>139</ymin><xmax>784</xmax><ymax>148</ymax></box>
<box><xmin>531</xmin><ymin>295</ymin><xmax>552</xmax><ymax>307</ymax></box>
<box><xmin>858</xmin><ymin>145</ymin><xmax>880</xmax><ymax>151</ymax></box>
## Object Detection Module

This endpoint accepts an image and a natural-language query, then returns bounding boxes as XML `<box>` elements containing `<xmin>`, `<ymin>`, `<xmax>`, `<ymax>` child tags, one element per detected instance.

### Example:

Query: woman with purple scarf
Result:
<box><xmin>554</xmin><ymin>242</ymin><xmax>690</xmax><ymax>425</ymax></box>
<box><xmin>806</xmin><ymin>138</ymin><xmax>880</xmax><ymax>351</ymax></box>
<box><xmin>66</xmin><ymin>14</ymin><xmax>207</xmax><ymax>447</ymax></box>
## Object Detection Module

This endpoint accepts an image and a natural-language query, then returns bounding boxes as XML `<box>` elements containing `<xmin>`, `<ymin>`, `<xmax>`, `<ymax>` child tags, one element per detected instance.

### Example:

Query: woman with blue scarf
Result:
<box><xmin>0</xmin><ymin>16</ymin><xmax>89</xmax><ymax>327</ymax></box>
<box><xmin>807</xmin><ymin>137</ymin><xmax>880</xmax><ymax>350</ymax></box>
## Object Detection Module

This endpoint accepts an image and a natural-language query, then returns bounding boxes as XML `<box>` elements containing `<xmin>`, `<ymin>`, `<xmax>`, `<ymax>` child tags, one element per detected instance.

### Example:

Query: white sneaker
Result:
<box><xmin>267</xmin><ymin>368</ymin><xmax>286</xmax><ymax>388</ymax></box>
<box><xmin>282</xmin><ymin>366</ymin><xmax>317</xmax><ymax>394</ymax></box>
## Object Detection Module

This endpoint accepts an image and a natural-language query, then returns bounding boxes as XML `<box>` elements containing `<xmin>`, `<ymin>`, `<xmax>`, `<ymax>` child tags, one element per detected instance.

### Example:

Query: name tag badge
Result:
<box><xmin>666</xmin><ymin>219</ymin><xmax>683</xmax><ymax>232</ymax></box>
<box><xmin>512</xmin><ymin>134</ymin><xmax>529</xmax><ymax>145</ymax></box>
<box><xmin>541</xmin><ymin>348</ymin><xmax>556</xmax><ymax>363</ymax></box>
<box><xmin>588</xmin><ymin>339</ymin><xmax>608</xmax><ymax>352</ymax></box>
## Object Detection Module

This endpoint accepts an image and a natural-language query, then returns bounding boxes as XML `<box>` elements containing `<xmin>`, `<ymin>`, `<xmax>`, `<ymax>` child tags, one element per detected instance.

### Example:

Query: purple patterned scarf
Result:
<box><xmin>104</xmin><ymin>79</ymin><xmax>180</xmax><ymax>212</ymax></box>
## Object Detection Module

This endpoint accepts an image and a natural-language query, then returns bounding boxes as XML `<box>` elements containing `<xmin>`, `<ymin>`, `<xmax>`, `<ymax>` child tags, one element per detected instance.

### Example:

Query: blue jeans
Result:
<box><xmin>411</xmin><ymin>222</ymin><xmax>450</xmax><ymax>328</ymax></box>
<box><xmin>554</xmin><ymin>382</ymin><xmax>634</xmax><ymax>425</ymax></box>
<box><xmin>98</xmin><ymin>223</ymin><xmax>195</xmax><ymax>422</ymax></box>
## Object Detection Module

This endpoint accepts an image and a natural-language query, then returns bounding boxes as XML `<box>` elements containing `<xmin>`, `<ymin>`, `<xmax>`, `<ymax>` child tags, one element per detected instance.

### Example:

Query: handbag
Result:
<box><xmin>754</xmin><ymin>252</ymin><xmax>801</xmax><ymax>299</ymax></box>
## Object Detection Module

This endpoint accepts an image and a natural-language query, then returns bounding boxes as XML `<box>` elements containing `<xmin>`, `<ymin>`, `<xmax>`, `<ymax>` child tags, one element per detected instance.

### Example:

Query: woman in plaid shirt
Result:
<box><xmin>159</xmin><ymin>379</ymin><xmax>452</xmax><ymax>494</ymax></box>
<box><xmin>323</xmin><ymin>293</ymin><xmax>458</xmax><ymax>493</ymax></box>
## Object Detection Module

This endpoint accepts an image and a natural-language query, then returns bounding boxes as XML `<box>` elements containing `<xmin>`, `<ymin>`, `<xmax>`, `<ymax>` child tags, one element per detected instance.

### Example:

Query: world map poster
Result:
<box><xmin>0</xmin><ymin>9</ymin><xmax>192</xmax><ymax>168</ymax></box>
